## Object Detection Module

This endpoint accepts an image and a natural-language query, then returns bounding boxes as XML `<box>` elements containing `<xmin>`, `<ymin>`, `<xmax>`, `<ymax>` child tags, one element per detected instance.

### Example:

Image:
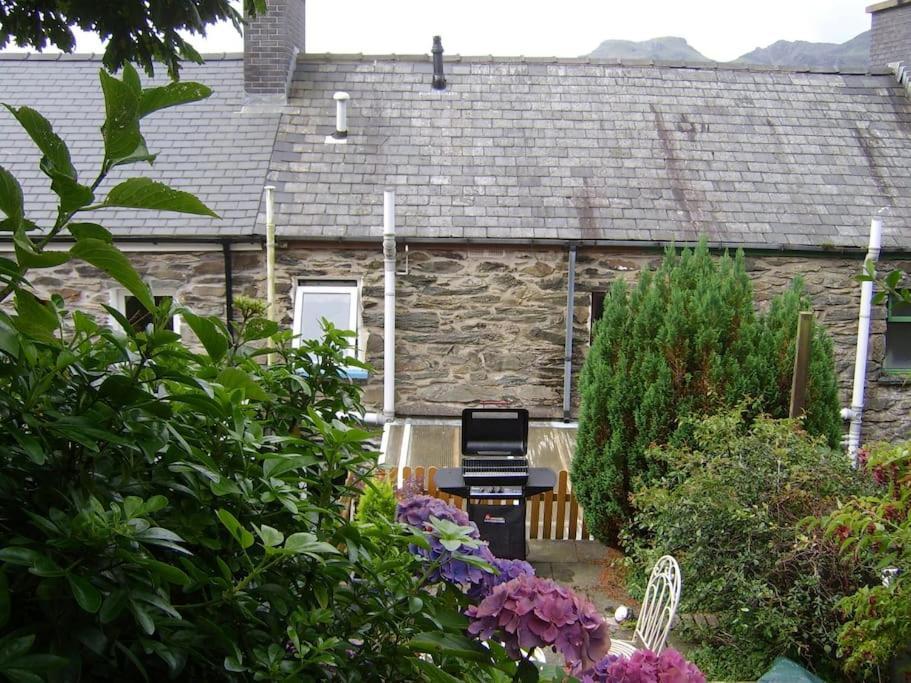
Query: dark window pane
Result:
<box><xmin>125</xmin><ymin>296</ymin><xmax>174</xmax><ymax>332</ymax></box>
<box><xmin>885</xmin><ymin>320</ymin><xmax>911</xmax><ymax>370</ymax></box>
<box><xmin>590</xmin><ymin>291</ymin><xmax>606</xmax><ymax>344</ymax></box>
<box><xmin>890</xmin><ymin>298</ymin><xmax>911</xmax><ymax>319</ymax></box>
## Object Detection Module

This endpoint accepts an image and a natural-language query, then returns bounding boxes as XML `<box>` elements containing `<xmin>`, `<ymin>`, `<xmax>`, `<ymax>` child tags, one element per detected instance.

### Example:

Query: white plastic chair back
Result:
<box><xmin>633</xmin><ymin>555</ymin><xmax>681</xmax><ymax>654</ymax></box>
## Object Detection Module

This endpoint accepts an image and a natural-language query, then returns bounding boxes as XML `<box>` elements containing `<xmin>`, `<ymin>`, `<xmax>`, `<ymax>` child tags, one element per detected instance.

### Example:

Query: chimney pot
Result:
<box><xmin>432</xmin><ymin>36</ymin><xmax>446</xmax><ymax>90</ymax></box>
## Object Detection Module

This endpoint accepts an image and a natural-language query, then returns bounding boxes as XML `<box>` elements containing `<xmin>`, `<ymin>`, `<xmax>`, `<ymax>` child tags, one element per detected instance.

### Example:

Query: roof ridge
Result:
<box><xmin>295</xmin><ymin>52</ymin><xmax>889</xmax><ymax>76</ymax></box>
<box><xmin>0</xmin><ymin>51</ymin><xmax>243</xmax><ymax>62</ymax></box>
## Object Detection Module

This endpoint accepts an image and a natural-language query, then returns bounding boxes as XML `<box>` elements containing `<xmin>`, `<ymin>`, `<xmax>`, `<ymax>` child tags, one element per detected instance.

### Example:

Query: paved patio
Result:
<box><xmin>527</xmin><ymin>540</ymin><xmax>693</xmax><ymax>654</ymax></box>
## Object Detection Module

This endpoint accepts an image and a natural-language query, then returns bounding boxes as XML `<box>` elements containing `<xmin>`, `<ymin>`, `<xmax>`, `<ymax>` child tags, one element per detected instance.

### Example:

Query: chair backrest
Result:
<box><xmin>634</xmin><ymin>555</ymin><xmax>682</xmax><ymax>654</ymax></box>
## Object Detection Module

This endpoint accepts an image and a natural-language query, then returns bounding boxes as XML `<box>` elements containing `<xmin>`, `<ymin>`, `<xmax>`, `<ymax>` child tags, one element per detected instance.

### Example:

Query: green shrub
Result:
<box><xmin>821</xmin><ymin>442</ymin><xmax>911</xmax><ymax>679</ymax></box>
<box><xmin>572</xmin><ymin>241</ymin><xmax>842</xmax><ymax>539</ymax></box>
<box><xmin>355</xmin><ymin>476</ymin><xmax>397</xmax><ymax>524</ymax></box>
<box><xmin>626</xmin><ymin>410</ymin><xmax>872</xmax><ymax>681</ymax></box>
<box><xmin>0</xmin><ymin>66</ymin><xmax>513</xmax><ymax>681</ymax></box>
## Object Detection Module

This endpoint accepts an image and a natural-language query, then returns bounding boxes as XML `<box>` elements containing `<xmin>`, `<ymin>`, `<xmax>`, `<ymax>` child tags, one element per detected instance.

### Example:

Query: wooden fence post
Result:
<box><xmin>789</xmin><ymin>311</ymin><xmax>814</xmax><ymax>419</ymax></box>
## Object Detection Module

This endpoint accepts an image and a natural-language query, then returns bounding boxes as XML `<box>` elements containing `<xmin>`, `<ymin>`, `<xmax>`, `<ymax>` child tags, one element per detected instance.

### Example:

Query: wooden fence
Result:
<box><xmin>373</xmin><ymin>466</ymin><xmax>592</xmax><ymax>541</ymax></box>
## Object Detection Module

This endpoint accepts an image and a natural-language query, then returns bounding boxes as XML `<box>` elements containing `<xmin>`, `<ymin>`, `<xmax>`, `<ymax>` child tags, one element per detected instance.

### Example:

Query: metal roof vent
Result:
<box><xmin>432</xmin><ymin>36</ymin><xmax>446</xmax><ymax>90</ymax></box>
<box><xmin>326</xmin><ymin>91</ymin><xmax>349</xmax><ymax>144</ymax></box>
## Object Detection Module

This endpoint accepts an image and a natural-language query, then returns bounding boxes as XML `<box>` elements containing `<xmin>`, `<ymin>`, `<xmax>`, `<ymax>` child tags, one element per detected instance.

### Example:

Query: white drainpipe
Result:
<box><xmin>383</xmin><ymin>190</ymin><xmax>396</xmax><ymax>422</ymax></box>
<box><xmin>845</xmin><ymin>213</ymin><xmax>884</xmax><ymax>465</ymax></box>
<box><xmin>265</xmin><ymin>185</ymin><xmax>276</xmax><ymax>364</ymax></box>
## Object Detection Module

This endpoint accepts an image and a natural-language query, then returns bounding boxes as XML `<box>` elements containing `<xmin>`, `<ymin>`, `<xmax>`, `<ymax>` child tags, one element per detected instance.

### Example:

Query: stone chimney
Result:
<box><xmin>244</xmin><ymin>0</ymin><xmax>305</xmax><ymax>104</ymax></box>
<box><xmin>868</xmin><ymin>0</ymin><xmax>911</xmax><ymax>68</ymax></box>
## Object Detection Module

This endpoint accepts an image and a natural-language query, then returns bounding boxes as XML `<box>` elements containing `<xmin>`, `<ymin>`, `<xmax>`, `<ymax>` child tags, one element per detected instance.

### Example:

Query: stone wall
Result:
<box><xmin>20</xmin><ymin>242</ymin><xmax>911</xmax><ymax>443</ymax></box>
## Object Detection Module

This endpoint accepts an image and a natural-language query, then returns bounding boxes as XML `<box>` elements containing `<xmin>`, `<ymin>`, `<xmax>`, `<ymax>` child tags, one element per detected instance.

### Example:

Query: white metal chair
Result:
<box><xmin>609</xmin><ymin>555</ymin><xmax>681</xmax><ymax>657</ymax></box>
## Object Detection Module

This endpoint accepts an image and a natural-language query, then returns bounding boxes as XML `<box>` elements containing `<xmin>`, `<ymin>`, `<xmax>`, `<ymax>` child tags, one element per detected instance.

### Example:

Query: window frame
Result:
<box><xmin>291</xmin><ymin>281</ymin><xmax>363</xmax><ymax>364</ymax></box>
<box><xmin>108</xmin><ymin>289</ymin><xmax>182</xmax><ymax>336</ymax></box>
<box><xmin>883</xmin><ymin>294</ymin><xmax>911</xmax><ymax>374</ymax></box>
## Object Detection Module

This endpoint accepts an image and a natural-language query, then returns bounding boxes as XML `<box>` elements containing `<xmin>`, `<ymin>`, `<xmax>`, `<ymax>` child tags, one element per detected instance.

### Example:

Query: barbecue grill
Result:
<box><xmin>436</xmin><ymin>408</ymin><xmax>556</xmax><ymax>560</ymax></box>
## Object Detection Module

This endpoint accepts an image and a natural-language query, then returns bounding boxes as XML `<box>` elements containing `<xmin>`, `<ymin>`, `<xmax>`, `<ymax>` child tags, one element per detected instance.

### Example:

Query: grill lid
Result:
<box><xmin>461</xmin><ymin>408</ymin><xmax>529</xmax><ymax>456</ymax></box>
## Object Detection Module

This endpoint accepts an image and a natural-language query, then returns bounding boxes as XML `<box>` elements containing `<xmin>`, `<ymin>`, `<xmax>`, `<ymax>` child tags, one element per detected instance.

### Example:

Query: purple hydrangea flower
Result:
<box><xmin>582</xmin><ymin>648</ymin><xmax>706</xmax><ymax>683</ymax></box>
<box><xmin>396</xmin><ymin>495</ymin><xmax>477</xmax><ymax>536</ymax></box>
<box><xmin>467</xmin><ymin>557</ymin><xmax>536</xmax><ymax>601</ymax></box>
<box><xmin>466</xmin><ymin>574</ymin><xmax>611</xmax><ymax>674</ymax></box>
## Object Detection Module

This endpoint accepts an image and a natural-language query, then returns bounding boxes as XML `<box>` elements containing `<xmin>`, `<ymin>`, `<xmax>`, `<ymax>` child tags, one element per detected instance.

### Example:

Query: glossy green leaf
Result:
<box><xmin>141</xmin><ymin>560</ymin><xmax>189</xmax><ymax>586</ymax></box>
<box><xmin>284</xmin><ymin>532</ymin><xmax>339</xmax><ymax>556</ymax></box>
<box><xmin>257</xmin><ymin>525</ymin><xmax>284</xmax><ymax>548</ymax></box>
<box><xmin>3</xmin><ymin>105</ymin><xmax>77</xmax><ymax>180</ymax></box>
<box><xmin>180</xmin><ymin>311</ymin><xmax>228</xmax><ymax>363</ymax></box>
<box><xmin>0</xmin><ymin>547</ymin><xmax>42</xmax><ymax>568</ymax></box>
<box><xmin>0</xmin><ymin>165</ymin><xmax>23</xmax><ymax>226</ymax></box>
<box><xmin>14</xmin><ymin>291</ymin><xmax>58</xmax><ymax>340</ymax></box>
<box><xmin>103</xmin><ymin>178</ymin><xmax>218</xmax><ymax>217</ymax></box>
<box><xmin>122</xmin><ymin>63</ymin><xmax>142</xmax><ymax>96</ymax></box>
<box><xmin>130</xmin><ymin>600</ymin><xmax>156</xmax><ymax>635</ymax></box>
<box><xmin>217</xmin><ymin>367</ymin><xmax>268</xmax><ymax>401</ymax></box>
<box><xmin>70</xmin><ymin>238</ymin><xmax>154</xmax><ymax>312</ymax></box>
<box><xmin>140</xmin><ymin>81</ymin><xmax>212</xmax><ymax>118</ymax></box>
<box><xmin>68</xmin><ymin>222</ymin><xmax>113</xmax><ymax>242</ymax></box>
<box><xmin>99</xmin><ymin>589</ymin><xmax>129</xmax><ymax>624</ymax></box>
<box><xmin>11</xmin><ymin>432</ymin><xmax>44</xmax><ymax>465</ymax></box>
<box><xmin>99</xmin><ymin>70</ymin><xmax>142</xmax><ymax>165</ymax></box>
<box><xmin>67</xmin><ymin>574</ymin><xmax>102</xmax><ymax>613</ymax></box>
<box><xmin>408</xmin><ymin>631</ymin><xmax>486</xmax><ymax>661</ymax></box>
<box><xmin>216</xmin><ymin>509</ymin><xmax>254</xmax><ymax>549</ymax></box>
<box><xmin>12</xmin><ymin>233</ymin><xmax>69</xmax><ymax>269</ymax></box>
<box><xmin>0</xmin><ymin>316</ymin><xmax>19</xmax><ymax>359</ymax></box>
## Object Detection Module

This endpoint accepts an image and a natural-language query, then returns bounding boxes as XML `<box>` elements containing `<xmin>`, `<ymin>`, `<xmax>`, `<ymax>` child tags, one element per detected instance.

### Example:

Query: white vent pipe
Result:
<box><xmin>334</xmin><ymin>92</ymin><xmax>349</xmax><ymax>139</ymax></box>
<box><xmin>845</xmin><ymin>212</ymin><xmax>884</xmax><ymax>465</ymax></box>
<box><xmin>383</xmin><ymin>190</ymin><xmax>396</xmax><ymax>422</ymax></box>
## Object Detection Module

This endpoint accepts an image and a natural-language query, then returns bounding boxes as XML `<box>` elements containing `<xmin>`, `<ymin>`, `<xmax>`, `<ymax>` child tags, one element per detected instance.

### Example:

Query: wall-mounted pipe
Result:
<box><xmin>222</xmin><ymin>240</ymin><xmax>234</xmax><ymax>334</ymax></box>
<box><xmin>265</xmin><ymin>185</ymin><xmax>276</xmax><ymax>364</ymax></box>
<box><xmin>383</xmin><ymin>190</ymin><xmax>397</xmax><ymax>422</ymax></box>
<box><xmin>562</xmin><ymin>244</ymin><xmax>577</xmax><ymax>421</ymax></box>
<box><xmin>845</xmin><ymin>212</ymin><xmax>884</xmax><ymax>465</ymax></box>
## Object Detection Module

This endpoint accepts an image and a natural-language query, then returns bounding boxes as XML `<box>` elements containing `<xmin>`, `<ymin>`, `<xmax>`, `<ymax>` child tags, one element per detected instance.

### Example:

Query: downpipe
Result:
<box><xmin>383</xmin><ymin>190</ymin><xmax>396</xmax><ymax>423</ymax></box>
<box><xmin>844</xmin><ymin>212</ymin><xmax>884</xmax><ymax>466</ymax></box>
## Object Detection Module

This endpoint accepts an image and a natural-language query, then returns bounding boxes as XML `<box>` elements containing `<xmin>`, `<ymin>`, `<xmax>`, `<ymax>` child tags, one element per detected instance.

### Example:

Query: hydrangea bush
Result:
<box><xmin>393</xmin><ymin>491</ymin><xmax>706</xmax><ymax>682</ymax></box>
<box><xmin>466</xmin><ymin>574</ymin><xmax>611</xmax><ymax>675</ymax></box>
<box><xmin>583</xmin><ymin>649</ymin><xmax>706</xmax><ymax>683</ymax></box>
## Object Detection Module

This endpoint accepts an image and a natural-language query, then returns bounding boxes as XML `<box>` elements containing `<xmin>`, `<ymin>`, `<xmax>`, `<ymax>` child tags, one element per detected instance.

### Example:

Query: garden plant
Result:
<box><xmin>625</xmin><ymin>410</ymin><xmax>873</xmax><ymax>681</ymax></box>
<box><xmin>572</xmin><ymin>241</ymin><xmax>842</xmax><ymax>540</ymax></box>
<box><xmin>822</xmin><ymin>442</ymin><xmax>911</xmax><ymax>679</ymax></box>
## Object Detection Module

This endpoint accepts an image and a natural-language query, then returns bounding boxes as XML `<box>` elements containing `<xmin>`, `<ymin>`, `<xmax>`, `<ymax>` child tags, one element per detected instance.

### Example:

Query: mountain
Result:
<box><xmin>735</xmin><ymin>31</ymin><xmax>870</xmax><ymax>69</ymax></box>
<box><xmin>588</xmin><ymin>36</ymin><xmax>710</xmax><ymax>62</ymax></box>
<box><xmin>586</xmin><ymin>31</ymin><xmax>870</xmax><ymax>69</ymax></box>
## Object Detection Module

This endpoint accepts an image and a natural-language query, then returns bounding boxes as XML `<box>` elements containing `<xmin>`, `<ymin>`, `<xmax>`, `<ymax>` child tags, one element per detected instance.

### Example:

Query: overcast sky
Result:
<box><xmin>5</xmin><ymin>0</ymin><xmax>873</xmax><ymax>63</ymax></box>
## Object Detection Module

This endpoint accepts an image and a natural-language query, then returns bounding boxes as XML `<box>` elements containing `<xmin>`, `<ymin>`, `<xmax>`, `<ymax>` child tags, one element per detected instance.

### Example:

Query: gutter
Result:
<box><xmin>222</xmin><ymin>240</ymin><xmax>235</xmax><ymax>332</ymax></box>
<box><xmin>264</xmin><ymin>235</ymin><xmax>910</xmax><ymax>258</ymax></box>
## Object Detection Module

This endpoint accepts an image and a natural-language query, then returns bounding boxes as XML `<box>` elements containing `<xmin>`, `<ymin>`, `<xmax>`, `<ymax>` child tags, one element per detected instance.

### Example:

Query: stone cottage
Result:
<box><xmin>2</xmin><ymin>0</ymin><xmax>911</xmax><ymax>466</ymax></box>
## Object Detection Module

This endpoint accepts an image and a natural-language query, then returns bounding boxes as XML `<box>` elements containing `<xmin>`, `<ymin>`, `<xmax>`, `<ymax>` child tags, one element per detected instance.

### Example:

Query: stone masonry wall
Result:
<box><xmin>20</xmin><ymin>243</ymin><xmax>911</xmax><ymax>444</ymax></box>
<box><xmin>231</xmin><ymin>242</ymin><xmax>910</xmax><ymax>442</ymax></box>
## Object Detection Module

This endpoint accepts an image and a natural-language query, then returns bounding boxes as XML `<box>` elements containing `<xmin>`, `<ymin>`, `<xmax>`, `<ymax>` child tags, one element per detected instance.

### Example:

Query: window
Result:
<box><xmin>590</xmin><ymin>291</ymin><xmax>607</xmax><ymax>344</ymax></box>
<box><xmin>292</xmin><ymin>281</ymin><xmax>366</xmax><ymax>379</ymax></box>
<box><xmin>884</xmin><ymin>296</ymin><xmax>911</xmax><ymax>373</ymax></box>
<box><xmin>110</xmin><ymin>290</ymin><xmax>180</xmax><ymax>335</ymax></box>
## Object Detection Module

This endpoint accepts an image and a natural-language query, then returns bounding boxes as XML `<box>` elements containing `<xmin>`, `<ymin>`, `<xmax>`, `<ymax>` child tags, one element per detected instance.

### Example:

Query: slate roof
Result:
<box><xmin>0</xmin><ymin>54</ymin><xmax>279</xmax><ymax>239</ymax></box>
<box><xmin>271</xmin><ymin>55</ymin><xmax>911</xmax><ymax>250</ymax></box>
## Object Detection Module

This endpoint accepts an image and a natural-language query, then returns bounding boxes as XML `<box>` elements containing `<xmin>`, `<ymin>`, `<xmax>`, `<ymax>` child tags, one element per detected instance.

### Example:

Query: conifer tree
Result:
<box><xmin>572</xmin><ymin>241</ymin><xmax>842</xmax><ymax>541</ymax></box>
